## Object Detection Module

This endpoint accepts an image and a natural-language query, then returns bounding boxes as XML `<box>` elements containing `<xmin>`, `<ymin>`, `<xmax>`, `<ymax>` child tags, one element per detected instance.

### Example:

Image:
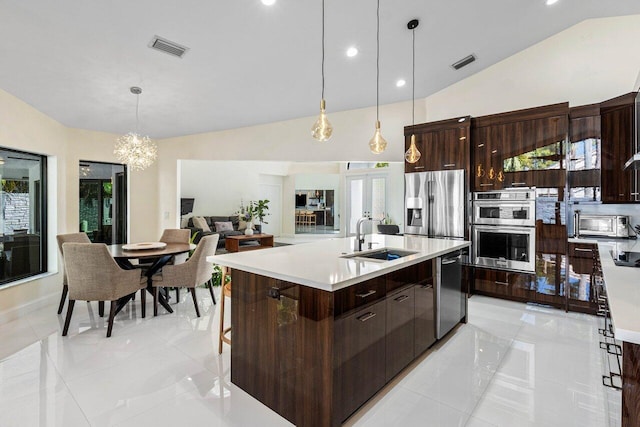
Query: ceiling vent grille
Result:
<box><xmin>451</xmin><ymin>54</ymin><xmax>476</xmax><ymax>70</ymax></box>
<box><xmin>148</xmin><ymin>36</ymin><xmax>189</xmax><ymax>58</ymax></box>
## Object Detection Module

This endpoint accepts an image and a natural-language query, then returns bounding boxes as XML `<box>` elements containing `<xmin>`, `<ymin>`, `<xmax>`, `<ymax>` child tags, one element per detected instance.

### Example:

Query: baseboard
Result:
<box><xmin>0</xmin><ymin>292</ymin><xmax>59</xmax><ymax>326</ymax></box>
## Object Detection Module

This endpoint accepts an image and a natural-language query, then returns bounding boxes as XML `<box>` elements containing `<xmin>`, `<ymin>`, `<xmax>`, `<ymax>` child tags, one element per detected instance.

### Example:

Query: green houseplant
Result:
<box><xmin>252</xmin><ymin>199</ymin><xmax>270</xmax><ymax>225</ymax></box>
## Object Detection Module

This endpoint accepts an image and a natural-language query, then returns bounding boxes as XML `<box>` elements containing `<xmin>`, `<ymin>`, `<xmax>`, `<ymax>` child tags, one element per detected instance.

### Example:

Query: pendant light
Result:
<box><xmin>369</xmin><ymin>0</ymin><xmax>387</xmax><ymax>154</ymax></box>
<box><xmin>311</xmin><ymin>0</ymin><xmax>333</xmax><ymax>141</ymax></box>
<box><xmin>114</xmin><ymin>87</ymin><xmax>157</xmax><ymax>171</ymax></box>
<box><xmin>404</xmin><ymin>19</ymin><xmax>421</xmax><ymax>164</ymax></box>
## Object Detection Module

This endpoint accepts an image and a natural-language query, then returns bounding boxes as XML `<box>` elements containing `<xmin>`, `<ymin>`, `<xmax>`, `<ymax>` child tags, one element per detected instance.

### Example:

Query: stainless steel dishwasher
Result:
<box><xmin>436</xmin><ymin>250</ymin><xmax>466</xmax><ymax>339</ymax></box>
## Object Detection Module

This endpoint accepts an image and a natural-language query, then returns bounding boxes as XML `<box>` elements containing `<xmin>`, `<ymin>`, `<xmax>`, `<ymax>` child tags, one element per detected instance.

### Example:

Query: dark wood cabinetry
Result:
<box><xmin>568</xmin><ymin>104</ymin><xmax>601</xmax><ymax>202</ymax></box>
<box><xmin>473</xmin><ymin>267</ymin><xmax>535</xmax><ymax>302</ymax></box>
<box><xmin>404</xmin><ymin>116</ymin><xmax>470</xmax><ymax>173</ymax></box>
<box><xmin>471</xmin><ymin>103</ymin><xmax>568</xmax><ymax>191</ymax></box>
<box><xmin>231</xmin><ymin>258</ymin><xmax>450</xmax><ymax>427</ymax></box>
<box><xmin>566</xmin><ymin>242</ymin><xmax>600</xmax><ymax>314</ymax></box>
<box><xmin>600</xmin><ymin>93</ymin><xmax>637</xmax><ymax>203</ymax></box>
<box><xmin>335</xmin><ymin>299</ymin><xmax>387</xmax><ymax>422</ymax></box>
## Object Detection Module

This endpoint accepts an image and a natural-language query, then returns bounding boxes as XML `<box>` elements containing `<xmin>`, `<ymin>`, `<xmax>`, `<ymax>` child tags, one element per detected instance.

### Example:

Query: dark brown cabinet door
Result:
<box><xmin>566</xmin><ymin>243</ymin><xmax>599</xmax><ymax>314</ymax></box>
<box><xmin>474</xmin><ymin>267</ymin><xmax>535</xmax><ymax>302</ymax></box>
<box><xmin>334</xmin><ymin>299</ymin><xmax>387</xmax><ymax>422</ymax></box>
<box><xmin>385</xmin><ymin>285</ymin><xmax>415</xmax><ymax>382</ymax></box>
<box><xmin>568</xmin><ymin>105</ymin><xmax>601</xmax><ymax>202</ymax></box>
<box><xmin>414</xmin><ymin>279</ymin><xmax>435</xmax><ymax>357</ymax></box>
<box><xmin>473</xmin><ymin>124</ymin><xmax>504</xmax><ymax>191</ymax></box>
<box><xmin>601</xmin><ymin>94</ymin><xmax>636</xmax><ymax>203</ymax></box>
<box><xmin>405</xmin><ymin>117</ymin><xmax>470</xmax><ymax>173</ymax></box>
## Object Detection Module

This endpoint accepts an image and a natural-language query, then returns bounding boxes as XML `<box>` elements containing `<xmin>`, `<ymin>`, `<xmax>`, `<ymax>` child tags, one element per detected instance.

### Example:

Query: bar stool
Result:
<box><xmin>218</xmin><ymin>267</ymin><xmax>232</xmax><ymax>354</ymax></box>
<box><xmin>305</xmin><ymin>210</ymin><xmax>316</xmax><ymax>229</ymax></box>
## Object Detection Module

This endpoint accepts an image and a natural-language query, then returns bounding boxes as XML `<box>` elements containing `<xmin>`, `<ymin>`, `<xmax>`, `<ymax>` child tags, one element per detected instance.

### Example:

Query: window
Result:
<box><xmin>0</xmin><ymin>147</ymin><xmax>47</xmax><ymax>285</ymax></box>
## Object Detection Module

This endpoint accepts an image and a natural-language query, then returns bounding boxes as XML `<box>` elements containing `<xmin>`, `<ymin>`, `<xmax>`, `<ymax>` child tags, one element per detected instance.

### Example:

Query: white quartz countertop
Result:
<box><xmin>208</xmin><ymin>235</ymin><xmax>470</xmax><ymax>292</ymax></box>
<box><xmin>570</xmin><ymin>237</ymin><xmax>640</xmax><ymax>345</ymax></box>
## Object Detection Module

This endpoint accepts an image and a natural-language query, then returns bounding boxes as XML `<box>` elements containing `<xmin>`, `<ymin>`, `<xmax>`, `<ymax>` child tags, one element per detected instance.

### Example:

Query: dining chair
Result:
<box><xmin>56</xmin><ymin>232</ymin><xmax>91</xmax><ymax>315</ymax></box>
<box><xmin>62</xmin><ymin>242</ymin><xmax>146</xmax><ymax>337</ymax></box>
<box><xmin>151</xmin><ymin>234</ymin><xmax>219</xmax><ymax>317</ymax></box>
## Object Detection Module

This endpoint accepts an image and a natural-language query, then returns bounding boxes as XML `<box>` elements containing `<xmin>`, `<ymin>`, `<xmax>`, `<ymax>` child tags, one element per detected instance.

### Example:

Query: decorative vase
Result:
<box><xmin>244</xmin><ymin>220</ymin><xmax>254</xmax><ymax>235</ymax></box>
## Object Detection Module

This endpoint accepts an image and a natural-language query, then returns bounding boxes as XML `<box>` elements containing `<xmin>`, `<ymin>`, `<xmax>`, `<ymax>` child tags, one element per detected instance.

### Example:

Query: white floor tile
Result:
<box><xmin>0</xmin><ymin>289</ymin><xmax>622</xmax><ymax>427</ymax></box>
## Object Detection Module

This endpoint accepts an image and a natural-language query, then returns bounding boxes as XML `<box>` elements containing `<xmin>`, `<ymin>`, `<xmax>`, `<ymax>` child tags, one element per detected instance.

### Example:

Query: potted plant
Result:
<box><xmin>237</xmin><ymin>200</ymin><xmax>255</xmax><ymax>235</ymax></box>
<box><xmin>253</xmin><ymin>199</ymin><xmax>270</xmax><ymax>226</ymax></box>
<box><xmin>377</xmin><ymin>213</ymin><xmax>400</xmax><ymax>235</ymax></box>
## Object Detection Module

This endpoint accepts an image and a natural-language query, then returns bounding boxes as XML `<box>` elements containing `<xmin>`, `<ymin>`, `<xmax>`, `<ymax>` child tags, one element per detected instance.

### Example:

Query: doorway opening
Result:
<box><xmin>79</xmin><ymin>161</ymin><xmax>127</xmax><ymax>244</ymax></box>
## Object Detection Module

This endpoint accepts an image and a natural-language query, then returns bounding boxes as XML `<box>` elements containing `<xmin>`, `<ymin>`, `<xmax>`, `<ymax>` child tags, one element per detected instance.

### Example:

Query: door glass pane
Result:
<box><xmin>371</xmin><ymin>177</ymin><xmax>386</xmax><ymax>221</ymax></box>
<box><xmin>0</xmin><ymin>148</ymin><xmax>47</xmax><ymax>284</ymax></box>
<box><xmin>348</xmin><ymin>179</ymin><xmax>363</xmax><ymax>235</ymax></box>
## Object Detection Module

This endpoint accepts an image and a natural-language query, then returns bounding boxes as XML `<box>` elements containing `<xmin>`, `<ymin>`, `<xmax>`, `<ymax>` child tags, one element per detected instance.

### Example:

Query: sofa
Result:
<box><xmin>185</xmin><ymin>215</ymin><xmax>261</xmax><ymax>247</ymax></box>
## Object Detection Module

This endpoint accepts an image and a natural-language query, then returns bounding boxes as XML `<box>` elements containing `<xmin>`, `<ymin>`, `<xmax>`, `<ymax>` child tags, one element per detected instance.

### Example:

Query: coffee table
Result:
<box><xmin>225</xmin><ymin>233</ymin><xmax>274</xmax><ymax>253</ymax></box>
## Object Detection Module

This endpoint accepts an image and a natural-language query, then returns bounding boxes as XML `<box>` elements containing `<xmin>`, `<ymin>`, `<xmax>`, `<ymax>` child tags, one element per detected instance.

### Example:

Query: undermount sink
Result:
<box><xmin>342</xmin><ymin>248</ymin><xmax>418</xmax><ymax>261</ymax></box>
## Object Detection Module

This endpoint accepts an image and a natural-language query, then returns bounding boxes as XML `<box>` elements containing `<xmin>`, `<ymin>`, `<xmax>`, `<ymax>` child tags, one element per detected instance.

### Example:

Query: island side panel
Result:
<box><xmin>623</xmin><ymin>341</ymin><xmax>640</xmax><ymax>427</ymax></box>
<box><xmin>231</xmin><ymin>270</ymin><xmax>334</xmax><ymax>427</ymax></box>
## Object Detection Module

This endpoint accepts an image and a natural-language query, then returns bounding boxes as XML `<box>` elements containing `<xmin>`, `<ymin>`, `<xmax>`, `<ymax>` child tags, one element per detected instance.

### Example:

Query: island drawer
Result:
<box><xmin>386</xmin><ymin>260</ymin><xmax>434</xmax><ymax>293</ymax></box>
<box><xmin>334</xmin><ymin>276</ymin><xmax>386</xmax><ymax>317</ymax></box>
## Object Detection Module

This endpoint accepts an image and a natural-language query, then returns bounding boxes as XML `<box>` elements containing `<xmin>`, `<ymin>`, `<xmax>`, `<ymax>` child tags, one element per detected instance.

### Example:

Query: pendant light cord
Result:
<box><xmin>412</xmin><ymin>25</ymin><xmax>415</xmax><ymax>126</ymax></box>
<box><xmin>376</xmin><ymin>0</ymin><xmax>380</xmax><ymax>121</ymax></box>
<box><xmin>321</xmin><ymin>0</ymin><xmax>325</xmax><ymax>100</ymax></box>
<box><xmin>134</xmin><ymin>93</ymin><xmax>141</xmax><ymax>135</ymax></box>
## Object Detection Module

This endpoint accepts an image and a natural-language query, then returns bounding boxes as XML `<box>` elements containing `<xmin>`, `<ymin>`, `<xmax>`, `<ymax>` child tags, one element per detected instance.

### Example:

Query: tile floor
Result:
<box><xmin>0</xmin><ymin>290</ymin><xmax>620</xmax><ymax>427</ymax></box>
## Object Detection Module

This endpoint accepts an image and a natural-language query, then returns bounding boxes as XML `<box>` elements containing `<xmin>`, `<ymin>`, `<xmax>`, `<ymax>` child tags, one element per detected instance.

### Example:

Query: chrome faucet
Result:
<box><xmin>355</xmin><ymin>215</ymin><xmax>374</xmax><ymax>252</ymax></box>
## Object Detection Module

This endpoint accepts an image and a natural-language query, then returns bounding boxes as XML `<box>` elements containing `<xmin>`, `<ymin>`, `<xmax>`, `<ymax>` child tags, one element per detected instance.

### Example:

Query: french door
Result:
<box><xmin>346</xmin><ymin>174</ymin><xmax>387</xmax><ymax>236</ymax></box>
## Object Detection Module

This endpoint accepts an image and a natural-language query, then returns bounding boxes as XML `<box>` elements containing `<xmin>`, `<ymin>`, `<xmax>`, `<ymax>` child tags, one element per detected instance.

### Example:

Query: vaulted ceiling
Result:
<box><xmin>1</xmin><ymin>0</ymin><xmax>639</xmax><ymax>138</ymax></box>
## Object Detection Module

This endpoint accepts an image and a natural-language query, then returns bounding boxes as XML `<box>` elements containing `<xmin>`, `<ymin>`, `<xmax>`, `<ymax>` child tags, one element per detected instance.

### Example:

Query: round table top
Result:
<box><xmin>107</xmin><ymin>242</ymin><xmax>192</xmax><ymax>259</ymax></box>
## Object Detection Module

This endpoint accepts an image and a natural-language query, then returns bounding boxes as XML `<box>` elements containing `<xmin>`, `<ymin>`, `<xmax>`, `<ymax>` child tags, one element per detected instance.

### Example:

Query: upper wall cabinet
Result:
<box><xmin>471</xmin><ymin>103</ymin><xmax>569</xmax><ymax>192</ymax></box>
<box><xmin>404</xmin><ymin>116</ymin><xmax>470</xmax><ymax>174</ymax></box>
<box><xmin>568</xmin><ymin>104</ymin><xmax>601</xmax><ymax>203</ymax></box>
<box><xmin>600</xmin><ymin>92</ymin><xmax>638</xmax><ymax>203</ymax></box>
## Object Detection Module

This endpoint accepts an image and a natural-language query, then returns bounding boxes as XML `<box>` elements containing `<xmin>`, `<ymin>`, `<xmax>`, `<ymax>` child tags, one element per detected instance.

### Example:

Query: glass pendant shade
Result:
<box><xmin>114</xmin><ymin>132</ymin><xmax>157</xmax><ymax>171</ymax></box>
<box><xmin>404</xmin><ymin>134</ymin><xmax>421</xmax><ymax>163</ymax></box>
<box><xmin>311</xmin><ymin>99</ymin><xmax>333</xmax><ymax>141</ymax></box>
<box><xmin>369</xmin><ymin>120</ymin><xmax>387</xmax><ymax>154</ymax></box>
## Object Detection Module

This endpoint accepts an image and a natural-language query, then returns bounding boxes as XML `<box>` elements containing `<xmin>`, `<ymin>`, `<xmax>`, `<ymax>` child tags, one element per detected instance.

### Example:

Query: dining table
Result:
<box><xmin>107</xmin><ymin>242</ymin><xmax>193</xmax><ymax>315</ymax></box>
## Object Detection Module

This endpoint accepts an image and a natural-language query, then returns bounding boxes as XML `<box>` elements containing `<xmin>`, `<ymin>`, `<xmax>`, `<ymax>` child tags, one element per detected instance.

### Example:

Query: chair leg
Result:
<box><xmin>62</xmin><ymin>300</ymin><xmax>75</xmax><ymax>336</ymax></box>
<box><xmin>98</xmin><ymin>301</ymin><xmax>105</xmax><ymax>317</ymax></box>
<box><xmin>190</xmin><ymin>288</ymin><xmax>200</xmax><ymax>317</ymax></box>
<box><xmin>208</xmin><ymin>279</ymin><xmax>217</xmax><ymax>305</ymax></box>
<box><xmin>218</xmin><ymin>289</ymin><xmax>225</xmax><ymax>354</ymax></box>
<box><xmin>140</xmin><ymin>289</ymin><xmax>146</xmax><ymax>318</ymax></box>
<box><xmin>153</xmin><ymin>287</ymin><xmax>159</xmax><ymax>316</ymax></box>
<box><xmin>57</xmin><ymin>285</ymin><xmax>68</xmax><ymax>314</ymax></box>
<box><xmin>106</xmin><ymin>301</ymin><xmax>117</xmax><ymax>338</ymax></box>
<box><xmin>175</xmin><ymin>287</ymin><xmax>180</xmax><ymax>303</ymax></box>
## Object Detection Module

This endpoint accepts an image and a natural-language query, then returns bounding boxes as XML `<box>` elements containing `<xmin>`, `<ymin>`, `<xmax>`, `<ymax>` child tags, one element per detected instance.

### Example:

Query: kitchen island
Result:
<box><xmin>210</xmin><ymin>235</ymin><xmax>470</xmax><ymax>427</ymax></box>
<box><xmin>588</xmin><ymin>239</ymin><xmax>640</xmax><ymax>427</ymax></box>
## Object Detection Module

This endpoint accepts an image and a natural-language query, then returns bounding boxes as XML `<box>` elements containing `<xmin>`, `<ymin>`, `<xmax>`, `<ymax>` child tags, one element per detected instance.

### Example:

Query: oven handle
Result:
<box><xmin>473</xmin><ymin>225</ymin><xmax>536</xmax><ymax>234</ymax></box>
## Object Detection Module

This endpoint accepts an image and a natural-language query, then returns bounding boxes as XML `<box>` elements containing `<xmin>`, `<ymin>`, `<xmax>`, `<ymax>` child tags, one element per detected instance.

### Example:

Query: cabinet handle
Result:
<box><xmin>480</xmin><ymin>183</ymin><xmax>494</xmax><ymax>187</ymax></box>
<box><xmin>495</xmin><ymin>281</ymin><xmax>509</xmax><ymax>286</ymax></box>
<box><xmin>511</xmin><ymin>182</ymin><xmax>527</xmax><ymax>186</ymax></box>
<box><xmin>619</xmin><ymin>194</ymin><xmax>624</xmax><ymax>196</ymax></box>
<box><xmin>442</xmin><ymin>256</ymin><xmax>460</xmax><ymax>265</ymax></box>
<box><xmin>414</xmin><ymin>166</ymin><xmax>425</xmax><ymax>169</ymax></box>
<box><xmin>394</xmin><ymin>295</ymin><xmax>410</xmax><ymax>303</ymax></box>
<box><xmin>575</xmin><ymin>248</ymin><xmax>593</xmax><ymax>252</ymax></box>
<box><xmin>420</xmin><ymin>283</ymin><xmax>433</xmax><ymax>289</ymax></box>
<box><xmin>631</xmin><ymin>193</ymin><xmax>639</xmax><ymax>196</ymax></box>
<box><xmin>356</xmin><ymin>290</ymin><xmax>376</xmax><ymax>298</ymax></box>
<box><xmin>443</xmin><ymin>163</ymin><xmax>456</xmax><ymax>168</ymax></box>
<box><xmin>357</xmin><ymin>312</ymin><xmax>377</xmax><ymax>322</ymax></box>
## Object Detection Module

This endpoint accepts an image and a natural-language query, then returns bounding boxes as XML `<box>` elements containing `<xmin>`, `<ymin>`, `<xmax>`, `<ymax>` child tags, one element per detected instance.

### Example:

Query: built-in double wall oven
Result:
<box><xmin>472</xmin><ymin>190</ymin><xmax>536</xmax><ymax>272</ymax></box>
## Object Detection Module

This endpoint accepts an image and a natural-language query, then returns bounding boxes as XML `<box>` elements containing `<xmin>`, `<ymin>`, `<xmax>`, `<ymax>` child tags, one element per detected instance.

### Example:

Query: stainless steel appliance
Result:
<box><xmin>611</xmin><ymin>250</ymin><xmax>640</xmax><ymax>267</ymax></box>
<box><xmin>574</xmin><ymin>213</ymin><xmax>631</xmax><ymax>238</ymax></box>
<box><xmin>473</xmin><ymin>190</ymin><xmax>536</xmax><ymax>227</ymax></box>
<box><xmin>405</xmin><ymin>170</ymin><xmax>465</xmax><ymax>238</ymax></box>
<box><xmin>472</xmin><ymin>189</ymin><xmax>536</xmax><ymax>272</ymax></box>
<box><xmin>436</xmin><ymin>251</ymin><xmax>465</xmax><ymax>339</ymax></box>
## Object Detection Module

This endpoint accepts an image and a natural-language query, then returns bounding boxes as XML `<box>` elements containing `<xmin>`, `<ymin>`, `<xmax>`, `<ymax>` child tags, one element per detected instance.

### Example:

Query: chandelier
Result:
<box><xmin>369</xmin><ymin>0</ymin><xmax>387</xmax><ymax>154</ymax></box>
<box><xmin>311</xmin><ymin>0</ymin><xmax>333</xmax><ymax>141</ymax></box>
<box><xmin>114</xmin><ymin>87</ymin><xmax>157</xmax><ymax>171</ymax></box>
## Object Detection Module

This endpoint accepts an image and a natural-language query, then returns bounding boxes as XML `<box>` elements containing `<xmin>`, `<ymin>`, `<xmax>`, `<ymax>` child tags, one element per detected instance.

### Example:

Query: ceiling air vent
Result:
<box><xmin>148</xmin><ymin>35</ymin><xmax>189</xmax><ymax>58</ymax></box>
<box><xmin>451</xmin><ymin>54</ymin><xmax>476</xmax><ymax>70</ymax></box>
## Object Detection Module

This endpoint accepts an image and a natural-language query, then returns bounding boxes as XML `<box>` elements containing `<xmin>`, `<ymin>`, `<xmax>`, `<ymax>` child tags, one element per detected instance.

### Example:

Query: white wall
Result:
<box><xmin>424</xmin><ymin>15</ymin><xmax>640</xmax><ymax>120</ymax></box>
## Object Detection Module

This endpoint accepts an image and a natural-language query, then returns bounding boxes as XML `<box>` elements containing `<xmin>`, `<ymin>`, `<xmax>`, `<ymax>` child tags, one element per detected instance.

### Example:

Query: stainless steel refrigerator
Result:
<box><xmin>405</xmin><ymin>169</ymin><xmax>467</xmax><ymax>340</ymax></box>
<box><xmin>405</xmin><ymin>170</ymin><xmax>465</xmax><ymax>239</ymax></box>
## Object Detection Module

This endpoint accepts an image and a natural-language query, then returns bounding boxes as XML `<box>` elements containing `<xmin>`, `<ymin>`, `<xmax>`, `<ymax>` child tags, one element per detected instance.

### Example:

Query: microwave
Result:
<box><xmin>576</xmin><ymin>214</ymin><xmax>631</xmax><ymax>238</ymax></box>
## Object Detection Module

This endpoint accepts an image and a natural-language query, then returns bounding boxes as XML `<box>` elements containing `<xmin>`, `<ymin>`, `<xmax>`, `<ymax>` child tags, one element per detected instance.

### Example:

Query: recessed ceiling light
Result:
<box><xmin>396</xmin><ymin>79</ymin><xmax>406</xmax><ymax>88</ymax></box>
<box><xmin>546</xmin><ymin>0</ymin><xmax>559</xmax><ymax>5</ymax></box>
<box><xmin>261</xmin><ymin>0</ymin><xmax>276</xmax><ymax>5</ymax></box>
<box><xmin>346</xmin><ymin>47</ymin><xmax>358</xmax><ymax>57</ymax></box>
